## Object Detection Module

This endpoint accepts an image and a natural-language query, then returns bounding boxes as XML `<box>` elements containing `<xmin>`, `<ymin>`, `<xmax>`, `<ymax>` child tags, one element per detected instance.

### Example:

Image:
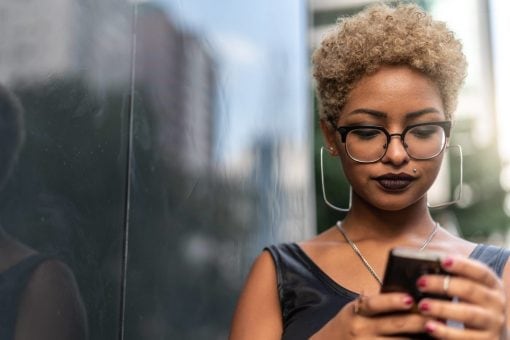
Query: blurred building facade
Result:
<box><xmin>0</xmin><ymin>0</ymin><xmax>131</xmax><ymax>89</ymax></box>
<box><xmin>135</xmin><ymin>5</ymin><xmax>216</xmax><ymax>173</ymax></box>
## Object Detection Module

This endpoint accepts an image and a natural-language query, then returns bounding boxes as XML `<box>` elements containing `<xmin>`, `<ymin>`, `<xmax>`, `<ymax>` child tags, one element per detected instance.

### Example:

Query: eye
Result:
<box><xmin>350</xmin><ymin>128</ymin><xmax>382</xmax><ymax>140</ymax></box>
<box><xmin>409</xmin><ymin>125</ymin><xmax>440</xmax><ymax>139</ymax></box>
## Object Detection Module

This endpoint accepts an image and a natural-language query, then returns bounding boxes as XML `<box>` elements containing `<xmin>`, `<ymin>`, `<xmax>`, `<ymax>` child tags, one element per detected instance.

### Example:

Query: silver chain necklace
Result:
<box><xmin>336</xmin><ymin>221</ymin><xmax>439</xmax><ymax>285</ymax></box>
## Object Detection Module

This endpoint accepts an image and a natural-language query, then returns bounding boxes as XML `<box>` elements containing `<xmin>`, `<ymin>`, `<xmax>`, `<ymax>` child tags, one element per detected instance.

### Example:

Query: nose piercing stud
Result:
<box><xmin>413</xmin><ymin>168</ymin><xmax>417</xmax><ymax>173</ymax></box>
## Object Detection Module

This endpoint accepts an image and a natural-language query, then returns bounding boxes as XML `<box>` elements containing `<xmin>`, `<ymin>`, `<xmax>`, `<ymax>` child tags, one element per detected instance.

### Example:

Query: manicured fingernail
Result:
<box><xmin>419</xmin><ymin>301</ymin><xmax>430</xmax><ymax>312</ymax></box>
<box><xmin>417</xmin><ymin>277</ymin><xmax>427</xmax><ymax>288</ymax></box>
<box><xmin>403</xmin><ymin>295</ymin><xmax>414</xmax><ymax>305</ymax></box>
<box><xmin>442</xmin><ymin>256</ymin><xmax>454</xmax><ymax>268</ymax></box>
<box><xmin>425</xmin><ymin>321</ymin><xmax>436</xmax><ymax>333</ymax></box>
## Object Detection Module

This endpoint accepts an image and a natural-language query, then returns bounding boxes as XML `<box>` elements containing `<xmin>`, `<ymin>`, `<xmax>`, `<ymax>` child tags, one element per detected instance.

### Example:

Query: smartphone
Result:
<box><xmin>380</xmin><ymin>247</ymin><xmax>450</xmax><ymax>339</ymax></box>
<box><xmin>381</xmin><ymin>247</ymin><xmax>449</xmax><ymax>303</ymax></box>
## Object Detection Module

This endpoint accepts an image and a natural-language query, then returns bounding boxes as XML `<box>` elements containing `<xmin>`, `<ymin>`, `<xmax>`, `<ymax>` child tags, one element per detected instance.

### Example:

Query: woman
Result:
<box><xmin>229</xmin><ymin>3</ymin><xmax>509</xmax><ymax>339</ymax></box>
<box><xmin>0</xmin><ymin>85</ymin><xmax>87</xmax><ymax>340</ymax></box>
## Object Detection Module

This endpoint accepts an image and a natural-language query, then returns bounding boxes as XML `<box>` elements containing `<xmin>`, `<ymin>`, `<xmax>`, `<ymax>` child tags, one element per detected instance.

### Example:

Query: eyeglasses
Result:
<box><xmin>334</xmin><ymin>121</ymin><xmax>451</xmax><ymax>163</ymax></box>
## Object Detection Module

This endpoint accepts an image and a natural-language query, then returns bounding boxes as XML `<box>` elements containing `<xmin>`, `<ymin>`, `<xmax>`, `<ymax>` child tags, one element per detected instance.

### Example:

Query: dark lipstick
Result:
<box><xmin>374</xmin><ymin>173</ymin><xmax>416</xmax><ymax>191</ymax></box>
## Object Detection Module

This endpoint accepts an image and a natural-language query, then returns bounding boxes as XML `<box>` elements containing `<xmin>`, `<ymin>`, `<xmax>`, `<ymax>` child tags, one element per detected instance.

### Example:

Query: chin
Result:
<box><xmin>362</xmin><ymin>193</ymin><xmax>426</xmax><ymax>212</ymax></box>
<box><xmin>374</xmin><ymin>202</ymin><xmax>414</xmax><ymax>211</ymax></box>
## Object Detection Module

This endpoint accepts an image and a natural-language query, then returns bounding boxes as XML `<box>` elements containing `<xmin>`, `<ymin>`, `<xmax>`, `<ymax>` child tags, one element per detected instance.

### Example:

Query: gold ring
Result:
<box><xmin>443</xmin><ymin>275</ymin><xmax>451</xmax><ymax>293</ymax></box>
<box><xmin>353</xmin><ymin>293</ymin><xmax>365</xmax><ymax>315</ymax></box>
<box><xmin>353</xmin><ymin>299</ymin><xmax>360</xmax><ymax>314</ymax></box>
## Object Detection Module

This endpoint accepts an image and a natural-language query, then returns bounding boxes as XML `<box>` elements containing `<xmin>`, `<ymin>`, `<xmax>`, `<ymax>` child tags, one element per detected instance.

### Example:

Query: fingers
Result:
<box><xmin>423</xmin><ymin>319</ymin><xmax>496</xmax><ymax>339</ymax></box>
<box><xmin>414</xmin><ymin>255</ymin><xmax>506</xmax><ymax>339</ymax></box>
<box><xmin>417</xmin><ymin>274</ymin><xmax>505</xmax><ymax>309</ymax></box>
<box><xmin>416</xmin><ymin>256</ymin><xmax>505</xmax><ymax>310</ymax></box>
<box><xmin>439</xmin><ymin>255</ymin><xmax>501</xmax><ymax>289</ymax></box>
<box><xmin>418</xmin><ymin>298</ymin><xmax>502</xmax><ymax>329</ymax></box>
<box><xmin>353</xmin><ymin>292</ymin><xmax>414</xmax><ymax>317</ymax></box>
<box><xmin>369</xmin><ymin>313</ymin><xmax>430</xmax><ymax>336</ymax></box>
<box><xmin>349</xmin><ymin>304</ymin><xmax>430</xmax><ymax>336</ymax></box>
<box><xmin>347</xmin><ymin>293</ymin><xmax>431</xmax><ymax>336</ymax></box>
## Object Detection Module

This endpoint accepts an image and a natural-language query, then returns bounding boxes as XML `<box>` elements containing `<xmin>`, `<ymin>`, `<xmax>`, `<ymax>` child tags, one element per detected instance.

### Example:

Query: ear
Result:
<box><xmin>320</xmin><ymin>118</ymin><xmax>339</xmax><ymax>155</ymax></box>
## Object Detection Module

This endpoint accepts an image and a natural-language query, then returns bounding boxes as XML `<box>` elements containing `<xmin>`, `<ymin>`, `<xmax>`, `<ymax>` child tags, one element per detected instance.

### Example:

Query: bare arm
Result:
<box><xmin>14</xmin><ymin>259</ymin><xmax>88</xmax><ymax>340</ymax></box>
<box><xmin>502</xmin><ymin>258</ymin><xmax>510</xmax><ymax>338</ymax></box>
<box><xmin>229</xmin><ymin>251</ymin><xmax>282</xmax><ymax>340</ymax></box>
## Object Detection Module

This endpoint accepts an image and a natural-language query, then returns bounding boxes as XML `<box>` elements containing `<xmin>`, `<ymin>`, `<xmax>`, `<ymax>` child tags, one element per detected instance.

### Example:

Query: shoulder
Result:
<box><xmin>469</xmin><ymin>243</ymin><xmax>510</xmax><ymax>277</ymax></box>
<box><xmin>28</xmin><ymin>258</ymin><xmax>75</xmax><ymax>282</ymax></box>
<box><xmin>21</xmin><ymin>258</ymin><xmax>84</xmax><ymax>300</ymax></box>
<box><xmin>16</xmin><ymin>258</ymin><xmax>87</xmax><ymax>340</ymax></box>
<box><xmin>252</xmin><ymin>248</ymin><xmax>279</xmax><ymax>278</ymax></box>
<box><xmin>229</xmin><ymin>250</ymin><xmax>282</xmax><ymax>340</ymax></box>
<box><xmin>297</xmin><ymin>226</ymin><xmax>345</xmax><ymax>262</ymax></box>
<box><xmin>14</xmin><ymin>258</ymin><xmax>82</xmax><ymax>303</ymax></box>
<box><xmin>438</xmin><ymin>230</ymin><xmax>510</xmax><ymax>275</ymax></box>
<box><xmin>433</xmin><ymin>227</ymin><xmax>477</xmax><ymax>257</ymax></box>
<box><xmin>500</xmin><ymin>249</ymin><xmax>510</xmax><ymax>315</ymax></box>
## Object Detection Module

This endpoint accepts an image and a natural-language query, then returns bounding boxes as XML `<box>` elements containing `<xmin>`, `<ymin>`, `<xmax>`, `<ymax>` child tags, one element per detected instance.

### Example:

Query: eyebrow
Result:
<box><xmin>348</xmin><ymin>108</ymin><xmax>442</xmax><ymax>119</ymax></box>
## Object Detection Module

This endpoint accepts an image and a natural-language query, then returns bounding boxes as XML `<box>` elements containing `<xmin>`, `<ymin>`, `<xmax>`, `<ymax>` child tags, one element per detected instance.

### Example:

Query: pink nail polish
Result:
<box><xmin>443</xmin><ymin>257</ymin><xmax>454</xmax><ymax>268</ymax></box>
<box><xmin>425</xmin><ymin>322</ymin><xmax>436</xmax><ymax>333</ymax></box>
<box><xmin>403</xmin><ymin>295</ymin><xmax>414</xmax><ymax>305</ymax></box>
<box><xmin>417</xmin><ymin>277</ymin><xmax>427</xmax><ymax>288</ymax></box>
<box><xmin>419</xmin><ymin>302</ymin><xmax>430</xmax><ymax>311</ymax></box>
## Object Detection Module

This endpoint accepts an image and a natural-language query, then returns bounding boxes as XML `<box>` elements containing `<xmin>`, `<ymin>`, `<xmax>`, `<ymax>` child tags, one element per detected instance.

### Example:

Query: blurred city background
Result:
<box><xmin>0</xmin><ymin>0</ymin><xmax>507</xmax><ymax>339</ymax></box>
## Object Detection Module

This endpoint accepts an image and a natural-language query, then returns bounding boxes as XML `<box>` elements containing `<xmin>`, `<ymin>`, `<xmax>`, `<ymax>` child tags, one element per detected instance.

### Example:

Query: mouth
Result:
<box><xmin>374</xmin><ymin>173</ymin><xmax>416</xmax><ymax>191</ymax></box>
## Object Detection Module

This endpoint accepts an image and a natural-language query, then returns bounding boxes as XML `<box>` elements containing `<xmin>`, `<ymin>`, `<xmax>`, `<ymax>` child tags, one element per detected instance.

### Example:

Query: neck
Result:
<box><xmin>341</xmin><ymin>192</ymin><xmax>436</xmax><ymax>241</ymax></box>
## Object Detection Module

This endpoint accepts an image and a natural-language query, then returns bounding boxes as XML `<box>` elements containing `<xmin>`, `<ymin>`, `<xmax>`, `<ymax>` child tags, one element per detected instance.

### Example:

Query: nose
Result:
<box><xmin>381</xmin><ymin>135</ymin><xmax>410</xmax><ymax>165</ymax></box>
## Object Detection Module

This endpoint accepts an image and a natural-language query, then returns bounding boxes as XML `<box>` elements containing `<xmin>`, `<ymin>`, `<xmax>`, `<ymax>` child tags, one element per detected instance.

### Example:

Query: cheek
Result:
<box><xmin>339</xmin><ymin>153</ymin><xmax>368</xmax><ymax>186</ymax></box>
<box><xmin>422</xmin><ymin>154</ymin><xmax>444</xmax><ymax>183</ymax></box>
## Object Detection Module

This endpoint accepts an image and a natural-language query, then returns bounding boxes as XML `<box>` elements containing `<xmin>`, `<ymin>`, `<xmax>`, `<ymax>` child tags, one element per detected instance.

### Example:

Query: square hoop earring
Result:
<box><xmin>428</xmin><ymin>144</ymin><xmax>463</xmax><ymax>209</ymax></box>
<box><xmin>320</xmin><ymin>146</ymin><xmax>352</xmax><ymax>212</ymax></box>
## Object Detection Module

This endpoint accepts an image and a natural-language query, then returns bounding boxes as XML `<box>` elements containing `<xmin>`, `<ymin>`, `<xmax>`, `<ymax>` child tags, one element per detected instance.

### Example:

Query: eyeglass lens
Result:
<box><xmin>345</xmin><ymin>125</ymin><xmax>446</xmax><ymax>162</ymax></box>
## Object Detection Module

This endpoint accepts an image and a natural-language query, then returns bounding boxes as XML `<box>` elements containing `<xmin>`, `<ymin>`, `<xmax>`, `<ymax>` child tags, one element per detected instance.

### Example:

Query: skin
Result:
<box><xmin>0</xmin><ymin>228</ymin><xmax>88</xmax><ymax>340</ymax></box>
<box><xmin>229</xmin><ymin>65</ymin><xmax>510</xmax><ymax>339</ymax></box>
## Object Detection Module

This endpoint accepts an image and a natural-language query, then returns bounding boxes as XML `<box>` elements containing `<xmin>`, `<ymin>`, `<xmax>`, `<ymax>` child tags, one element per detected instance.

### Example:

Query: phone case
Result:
<box><xmin>381</xmin><ymin>247</ymin><xmax>448</xmax><ymax>302</ymax></box>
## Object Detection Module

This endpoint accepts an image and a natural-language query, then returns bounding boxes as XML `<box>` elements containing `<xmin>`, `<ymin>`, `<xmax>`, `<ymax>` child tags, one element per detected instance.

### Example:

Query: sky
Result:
<box><xmin>153</xmin><ymin>0</ymin><xmax>310</xmax><ymax>163</ymax></box>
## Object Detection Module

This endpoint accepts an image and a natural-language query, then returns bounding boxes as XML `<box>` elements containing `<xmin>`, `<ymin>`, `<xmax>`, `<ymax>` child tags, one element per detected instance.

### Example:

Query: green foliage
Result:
<box><xmin>446</xmin><ymin>118</ymin><xmax>509</xmax><ymax>239</ymax></box>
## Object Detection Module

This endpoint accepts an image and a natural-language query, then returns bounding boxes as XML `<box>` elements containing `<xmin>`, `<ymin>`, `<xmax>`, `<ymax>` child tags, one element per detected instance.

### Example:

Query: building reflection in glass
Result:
<box><xmin>0</xmin><ymin>1</ymin><xmax>132</xmax><ymax>339</ymax></box>
<box><xmin>0</xmin><ymin>0</ymin><xmax>312</xmax><ymax>338</ymax></box>
<box><xmin>124</xmin><ymin>1</ymin><xmax>313</xmax><ymax>338</ymax></box>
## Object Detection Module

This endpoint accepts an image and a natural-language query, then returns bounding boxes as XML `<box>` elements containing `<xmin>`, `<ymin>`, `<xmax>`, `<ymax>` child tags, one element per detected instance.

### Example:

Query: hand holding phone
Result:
<box><xmin>379</xmin><ymin>247</ymin><xmax>452</xmax><ymax>339</ymax></box>
<box><xmin>381</xmin><ymin>247</ymin><xmax>450</xmax><ymax>306</ymax></box>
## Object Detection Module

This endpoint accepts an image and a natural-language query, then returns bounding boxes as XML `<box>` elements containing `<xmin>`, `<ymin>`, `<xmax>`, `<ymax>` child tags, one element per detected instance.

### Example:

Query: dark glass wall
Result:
<box><xmin>0</xmin><ymin>0</ymin><xmax>132</xmax><ymax>339</ymax></box>
<box><xmin>0</xmin><ymin>0</ymin><xmax>312</xmax><ymax>339</ymax></box>
<box><xmin>123</xmin><ymin>1</ymin><xmax>313</xmax><ymax>338</ymax></box>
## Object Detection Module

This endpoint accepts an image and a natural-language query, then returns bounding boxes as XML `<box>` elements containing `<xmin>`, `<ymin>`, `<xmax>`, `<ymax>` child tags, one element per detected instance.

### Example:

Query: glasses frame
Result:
<box><xmin>334</xmin><ymin>121</ymin><xmax>452</xmax><ymax>163</ymax></box>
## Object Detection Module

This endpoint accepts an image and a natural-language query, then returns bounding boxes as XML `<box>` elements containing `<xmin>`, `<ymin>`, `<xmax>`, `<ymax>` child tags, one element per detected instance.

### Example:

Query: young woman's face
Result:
<box><xmin>325</xmin><ymin>65</ymin><xmax>447</xmax><ymax>211</ymax></box>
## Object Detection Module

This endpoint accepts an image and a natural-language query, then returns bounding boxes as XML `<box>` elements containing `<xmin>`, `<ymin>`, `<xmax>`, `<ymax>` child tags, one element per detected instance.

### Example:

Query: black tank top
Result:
<box><xmin>265</xmin><ymin>243</ymin><xmax>510</xmax><ymax>340</ymax></box>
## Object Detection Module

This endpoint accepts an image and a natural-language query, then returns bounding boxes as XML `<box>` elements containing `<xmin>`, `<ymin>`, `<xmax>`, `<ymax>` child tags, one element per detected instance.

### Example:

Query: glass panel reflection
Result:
<box><xmin>0</xmin><ymin>1</ymin><xmax>132</xmax><ymax>339</ymax></box>
<box><xmin>125</xmin><ymin>1</ymin><xmax>313</xmax><ymax>338</ymax></box>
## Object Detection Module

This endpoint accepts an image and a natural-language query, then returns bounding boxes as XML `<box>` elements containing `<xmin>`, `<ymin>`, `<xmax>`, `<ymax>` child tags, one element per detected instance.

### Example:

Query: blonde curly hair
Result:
<box><xmin>313</xmin><ymin>3</ymin><xmax>467</xmax><ymax>121</ymax></box>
